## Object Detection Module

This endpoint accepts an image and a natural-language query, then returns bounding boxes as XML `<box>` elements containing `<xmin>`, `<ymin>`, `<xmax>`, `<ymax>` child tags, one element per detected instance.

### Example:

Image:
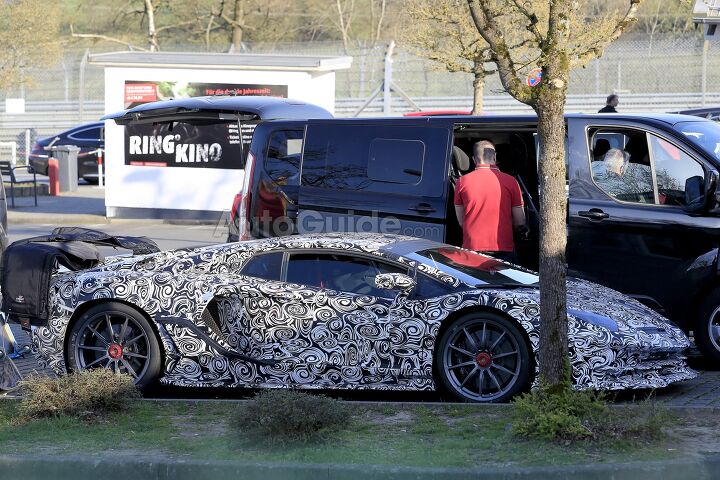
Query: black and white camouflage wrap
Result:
<box><xmin>29</xmin><ymin>233</ymin><xmax>696</xmax><ymax>393</ymax></box>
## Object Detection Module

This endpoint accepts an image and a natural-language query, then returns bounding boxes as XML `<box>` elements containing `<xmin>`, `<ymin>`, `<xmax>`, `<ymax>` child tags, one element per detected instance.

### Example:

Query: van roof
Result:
<box><xmin>291</xmin><ymin>112</ymin><xmax>714</xmax><ymax>128</ymax></box>
<box><xmin>103</xmin><ymin>96</ymin><xmax>333</xmax><ymax>125</ymax></box>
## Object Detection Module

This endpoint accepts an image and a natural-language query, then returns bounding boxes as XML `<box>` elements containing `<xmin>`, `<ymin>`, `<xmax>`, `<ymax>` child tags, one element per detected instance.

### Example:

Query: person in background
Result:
<box><xmin>454</xmin><ymin>140</ymin><xmax>526</xmax><ymax>262</ymax></box>
<box><xmin>599</xmin><ymin>94</ymin><xmax>619</xmax><ymax>113</ymax></box>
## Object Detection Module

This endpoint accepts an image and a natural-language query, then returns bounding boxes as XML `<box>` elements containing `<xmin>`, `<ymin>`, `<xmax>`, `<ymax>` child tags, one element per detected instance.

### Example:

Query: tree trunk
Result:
<box><xmin>535</xmin><ymin>96</ymin><xmax>569</xmax><ymax>389</ymax></box>
<box><xmin>472</xmin><ymin>64</ymin><xmax>485</xmax><ymax>114</ymax></box>
<box><xmin>144</xmin><ymin>0</ymin><xmax>158</xmax><ymax>52</ymax></box>
<box><xmin>533</xmin><ymin>29</ymin><xmax>571</xmax><ymax>390</ymax></box>
<box><xmin>232</xmin><ymin>0</ymin><xmax>244</xmax><ymax>51</ymax></box>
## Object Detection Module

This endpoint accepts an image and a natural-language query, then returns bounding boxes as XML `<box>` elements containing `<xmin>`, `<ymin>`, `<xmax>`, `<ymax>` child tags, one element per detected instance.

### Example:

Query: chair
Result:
<box><xmin>0</xmin><ymin>161</ymin><xmax>37</xmax><ymax>207</ymax></box>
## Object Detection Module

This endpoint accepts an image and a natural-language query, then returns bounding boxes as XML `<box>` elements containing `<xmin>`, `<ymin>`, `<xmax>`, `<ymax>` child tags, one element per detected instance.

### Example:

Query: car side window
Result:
<box><xmin>285</xmin><ymin>253</ymin><xmax>407</xmax><ymax>298</ymax></box>
<box><xmin>589</xmin><ymin>128</ymin><xmax>704</xmax><ymax>206</ymax></box>
<box><xmin>412</xmin><ymin>273</ymin><xmax>456</xmax><ymax>299</ymax></box>
<box><xmin>648</xmin><ymin>135</ymin><xmax>705</xmax><ymax>206</ymax></box>
<box><xmin>264</xmin><ymin>130</ymin><xmax>304</xmax><ymax>186</ymax></box>
<box><xmin>69</xmin><ymin>127</ymin><xmax>102</xmax><ymax>142</ymax></box>
<box><xmin>239</xmin><ymin>252</ymin><xmax>283</xmax><ymax>281</ymax></box>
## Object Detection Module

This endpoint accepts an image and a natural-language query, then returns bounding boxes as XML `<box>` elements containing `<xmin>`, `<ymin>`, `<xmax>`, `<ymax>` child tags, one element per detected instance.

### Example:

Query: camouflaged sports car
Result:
<box><xmin>11</xmin><ymin>232</ymin><xmax>696</xmax><ymax>402</ymax></box>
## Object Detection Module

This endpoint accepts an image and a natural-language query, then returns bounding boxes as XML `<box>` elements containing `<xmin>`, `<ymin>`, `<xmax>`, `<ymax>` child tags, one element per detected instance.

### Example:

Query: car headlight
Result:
<box><xmin>568</xmin><ymin>308</ymin><xmax>619</xmax><ymax>332</ymax></box>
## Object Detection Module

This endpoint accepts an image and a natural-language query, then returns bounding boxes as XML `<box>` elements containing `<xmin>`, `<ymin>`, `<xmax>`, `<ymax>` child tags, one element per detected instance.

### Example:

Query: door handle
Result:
<box><xmin>578</xmin><ymin>209</ymin><xmax>609</xmax><ymax>220</ymax></box>
<box><xmin>409</xmin><ymin>203</ymin><xmax>436</xmax><ymax>214</ymax></box>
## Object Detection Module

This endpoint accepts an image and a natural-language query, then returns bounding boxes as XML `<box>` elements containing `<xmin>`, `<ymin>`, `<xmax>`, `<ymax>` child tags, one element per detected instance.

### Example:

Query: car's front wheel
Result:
<box><xmin>435</xmin><ymin>312</ymin><xmax>532</xmax><ymax>403</ymax></box>
<box><xmin>695</xmin><ymin>289</ymin><xmax>720</xmax><ymax>363</ymax></box>
<box><xmin>67</xmin><ymin>302</ymin><xmax>162</xmax><ymax>389</ymax></box>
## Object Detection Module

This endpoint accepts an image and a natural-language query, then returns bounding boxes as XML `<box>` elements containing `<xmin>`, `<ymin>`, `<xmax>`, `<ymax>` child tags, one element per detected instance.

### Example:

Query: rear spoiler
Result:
<box><xmin>1</xmin><ymin>228</ymin><xmax>159</xmax><ymax>327</ymax></box>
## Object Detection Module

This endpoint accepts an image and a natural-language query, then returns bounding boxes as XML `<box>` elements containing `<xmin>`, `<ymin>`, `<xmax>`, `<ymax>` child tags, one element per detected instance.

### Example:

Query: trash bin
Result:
<box><xmin>51</xmin><ymin>145</ymin><xmax>79</xmax><ymax>192</ymax></box>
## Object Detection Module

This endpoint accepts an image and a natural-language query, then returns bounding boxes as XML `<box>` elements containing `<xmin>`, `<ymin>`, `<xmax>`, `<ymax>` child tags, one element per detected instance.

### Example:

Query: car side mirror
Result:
<box><xmin>705</xmin><ymin>170</ymin><xmax>720</xmax><ymax>214</ymax></box>
<box><xmin>374</xmin><ymin>273</ymin><xmax>416</xmax><ymax>293</ymax></box>
<box><xmin>684</xmin><ymin>174</ymin><xmax>706</xmax><ymax>213</ymax></box>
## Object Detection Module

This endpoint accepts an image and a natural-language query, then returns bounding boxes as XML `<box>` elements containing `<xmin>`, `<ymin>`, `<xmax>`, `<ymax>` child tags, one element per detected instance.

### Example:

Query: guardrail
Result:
<box><xmin>335</xmin><ymin>92</ymin><xmax>720</xmax><ymax>116</ymax></box>
<box><xmin>0</xmin><ymin>93</ymin><xmax>718</xmax><ymax>145</ymax></box>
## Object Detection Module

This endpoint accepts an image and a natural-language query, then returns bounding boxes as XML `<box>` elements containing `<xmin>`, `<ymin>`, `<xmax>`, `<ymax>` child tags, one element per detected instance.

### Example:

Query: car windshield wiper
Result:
<box><xmin>474</xmin><ymin>282</ymin><xmax>538</xmax><ymax>289</ymax></box>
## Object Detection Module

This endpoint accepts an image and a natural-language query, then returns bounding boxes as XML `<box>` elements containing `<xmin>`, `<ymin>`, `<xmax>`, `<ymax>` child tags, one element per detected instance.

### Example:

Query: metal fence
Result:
<box><xmin>1</xmin><ymin>33</ymin><xmax>719</xmax><ymax>150</ymax></box>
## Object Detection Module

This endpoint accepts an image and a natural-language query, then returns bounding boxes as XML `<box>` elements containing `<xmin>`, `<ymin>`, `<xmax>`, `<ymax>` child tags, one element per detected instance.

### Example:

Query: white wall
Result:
<box><xmin>103</xmin><ymin>66</ymin><xmax>336</xmax><ymax>216</ymax></box>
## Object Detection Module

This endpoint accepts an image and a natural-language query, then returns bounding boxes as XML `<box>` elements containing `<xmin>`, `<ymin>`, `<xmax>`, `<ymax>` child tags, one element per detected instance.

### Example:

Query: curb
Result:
<box><xmin>8</xmin><ymin>212</ymin><xmax>109</xmax><ymax>225</ymax></box>
<box><xmin>1</xmin><ymin>453</ymin><xmax>720</xmax><ymax>480</ymax></box>
<box><xmin>7</xmin><ymin>213</ymin><xmax>220</xmax><ymax>226</ymax></box>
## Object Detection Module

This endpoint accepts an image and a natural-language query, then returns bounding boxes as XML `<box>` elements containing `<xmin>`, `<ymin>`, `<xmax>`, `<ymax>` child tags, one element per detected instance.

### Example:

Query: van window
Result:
<box><xmin>589</xmin><ymin>128</ymin><xmax>705</xmax><ymax>206</ymax></box>
<box><xmin>368</xmin><ymin>139</ymin><xmax>424</xmax><ymax>184</ymax></box>
<box><xmin>265</xmin><ymin>130</ymin><xmax>303</xmax><ymax>186</ymax></box>
<box><xmin>302</xmin><ymin>124</ymin><xmax>448</xmax><ymax>196</ymax></box>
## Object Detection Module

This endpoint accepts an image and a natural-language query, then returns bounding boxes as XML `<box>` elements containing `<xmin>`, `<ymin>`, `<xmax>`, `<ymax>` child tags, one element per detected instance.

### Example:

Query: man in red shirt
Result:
<box><xmin>454</xmin><ymin>140</ymin><xmax>526</xmax><ymax>261</ymax></box>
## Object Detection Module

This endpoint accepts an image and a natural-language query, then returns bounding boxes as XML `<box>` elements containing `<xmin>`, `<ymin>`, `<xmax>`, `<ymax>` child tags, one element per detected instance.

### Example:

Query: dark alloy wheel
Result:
<box><xmin>436</xmin><ymin>312</ymin><xmax>532</xmax><ymax>403</ymax></box>
<box><xmin>67</xmin><ymin>302</ymin><xmax>162</xmax><ymax>388</ymax></box>
<box><xmin>695</xmin><ymin>290</ymin><xmax>720</xmax><ymax>363</ymax></box>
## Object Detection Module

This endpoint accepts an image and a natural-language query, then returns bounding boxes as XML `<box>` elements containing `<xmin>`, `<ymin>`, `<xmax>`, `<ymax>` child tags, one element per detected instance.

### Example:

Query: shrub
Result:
<box><xmin>512</xmin><ymin>382</ymin><xmax>671</xmax><ymax>443</ymax></box>
<box><xmin>235</xmin><ymin>389</ymin><xmax>351</xmax><ymax>445</ymax></box>
<box><xmin>18</xmin><ymin>370</ymin><xmax>140</xmax><ymax>420</ymax></box>
<box><xmin>511</xmin><ymin>382</ymin><xmax>608</xmax><ymax>441</ymax></box>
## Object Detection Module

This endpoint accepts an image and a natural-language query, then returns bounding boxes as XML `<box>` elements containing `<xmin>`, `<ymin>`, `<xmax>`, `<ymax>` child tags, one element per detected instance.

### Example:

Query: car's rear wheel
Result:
<box><xmin>435</xmin><ymin>312</ymin><xmax>532</xmax><ymax>403</ymax></box>
<box><xmin>695</xmin><ymin>289</ymin><xmax>720</xmax><ymax>363</ymax></box>
<box><xmin>67</xmin><ymin>302</ymin><xmax>162</xmax><ymax>389</ymax></box>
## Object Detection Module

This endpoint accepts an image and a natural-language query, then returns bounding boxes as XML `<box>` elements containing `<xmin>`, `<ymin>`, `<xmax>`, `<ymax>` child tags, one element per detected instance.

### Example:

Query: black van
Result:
<box><xmin>230</xmin><ymin>113</ymin><xmax>720</xmax><ymax>361</ymax></box>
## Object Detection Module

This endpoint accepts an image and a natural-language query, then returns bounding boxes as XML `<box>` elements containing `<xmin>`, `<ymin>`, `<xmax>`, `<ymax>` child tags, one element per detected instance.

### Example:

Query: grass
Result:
<box><xmin>0</xmin><ymin>399</ymin><xmax>694</xmax><ymax>468</ymax></box>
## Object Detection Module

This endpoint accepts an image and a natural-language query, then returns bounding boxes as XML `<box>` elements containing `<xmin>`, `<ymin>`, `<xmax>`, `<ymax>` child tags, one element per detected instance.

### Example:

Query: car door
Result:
<box><xmin>567</xmin><ymin>119</ymin><xmax>719</xmax><ymax>321</ymax></box>
<box><xmin>282</xmin><ymin>251</ymin><xmax>415</xmax><ymax>374</ymax></box>
<box><xmin>251</xmin><ymin>127</ymin><xmax>305</xmax><ymax>237</ymax></box>
<box><xmin>298</xmin><ymin>121</ymin><xmax>451</xmax><ymax>242</ymax></box>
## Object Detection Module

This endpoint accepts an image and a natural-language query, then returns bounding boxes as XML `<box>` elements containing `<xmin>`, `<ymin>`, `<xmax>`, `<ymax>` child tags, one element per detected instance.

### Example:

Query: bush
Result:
<box><xmin>235</xmin><ymin>389</ymin><xmax>351</xmax><ymax>445</ymax></box>
<box><xmin>512</xmin><ymin>382</ymin><xmax>670</xmax><ymax>443</ymax></box>
<box><xmin>511</xmin><ymin>382</ymin><xmax>608</xmax><ymax>441</ymax></box>
<box><xmin>18</xmin><ymin>370</ymin><xmax>140</xmax><ymax>420</ymax></box>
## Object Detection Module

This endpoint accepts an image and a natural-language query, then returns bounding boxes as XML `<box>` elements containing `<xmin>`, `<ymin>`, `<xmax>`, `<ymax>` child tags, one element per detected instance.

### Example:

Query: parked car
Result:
<box><xmin>0</xmin><ymin>180</ymin><xmax>7</xmax><ymax>264</ymax></box>
<box><xmin>673</xmin><ymin>107</ymin><xmax>720</xmax><ymax>122</ymax></box>
<box><xmin>28</xmin><ymin>121</ymin><xmax>104</xmax><ymax>183</ymax></box>
<box><xmin>223</xmin><ymin>113</ymin><xmax>720</xmax><ymax>363</ymax></box>
<box><xmin>403</xmin><ymin>110</ymin><xmax>472</xmax><ymax>116</ymax></box>
<box><xmin>0</xmin><ymin>230</ymin><xmax>696</xmax><ymax>401</ymax></box>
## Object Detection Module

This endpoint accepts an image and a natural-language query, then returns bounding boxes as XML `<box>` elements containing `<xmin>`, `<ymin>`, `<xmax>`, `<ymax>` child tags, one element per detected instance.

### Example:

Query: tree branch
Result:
<box><xmin>69</xmin><ymin>24</ymin><xmax>148</xmax><ymax>51</ymax></box>
<box><xmin>573</xmin><ymin>0</ymin><xmax>644</xmax><ymax>64</ymax></box>
<box><xmin>509</xmin><ymin>0</ymin><xmax>543</xmax><ymax>45</ymax></box>
<box><xmin>156</xmin><ymin>20</ymin><xmax>198</xmax><ymax>33</ymax></box>
<box><xmin>466</xmin><ymin>0</ymin><xmax>533</xmax><ymax>105</ymax></box>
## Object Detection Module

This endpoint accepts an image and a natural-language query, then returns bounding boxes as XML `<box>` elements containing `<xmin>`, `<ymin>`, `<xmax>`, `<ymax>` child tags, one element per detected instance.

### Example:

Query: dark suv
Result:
<box><xmin>230</xmin><ymin>113</ymin><xmax>720</xmax><ymax>362</ymax></box>
<box><xmin>0</xmin><ymin>180</ymin><xmax>7</xmax><ymax>265</ymax></box>
<box><xmin>29</xmin><ymin>121</ymin><xmax>104</xmax><ymax>183</ymax></box>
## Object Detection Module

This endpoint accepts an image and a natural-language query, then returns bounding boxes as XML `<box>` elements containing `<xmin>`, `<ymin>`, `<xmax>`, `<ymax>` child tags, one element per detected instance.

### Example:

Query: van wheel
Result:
<box><xmin>67</xmin><ymin>302</ymin><xmax>162</xmax><ymax>389</ymax></box>
<box><xmin>435</xmin><ymin>312</ymin><xmax>532</xmax><ymax>403</ymax></box>
<box><xmin>695</xmin><ymin>290</ymin><xmax>720</xmax><ymax>363</ymax></box>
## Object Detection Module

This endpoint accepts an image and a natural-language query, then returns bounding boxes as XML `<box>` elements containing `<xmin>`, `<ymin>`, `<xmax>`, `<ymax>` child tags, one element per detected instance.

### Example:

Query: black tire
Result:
<box><xmin>694</xmin><ymin>289</ymin><xmax>720</xmax><ymax>363</ymax></box>
<box><xmin>67</xmin><ymin>302</ymin><xmax>162</xmax><ymax>389</ymax></box>
<box><xmin>435</xmin><ymin>311</ymin><xmax>532</xmax><ymax>403</ymax></box>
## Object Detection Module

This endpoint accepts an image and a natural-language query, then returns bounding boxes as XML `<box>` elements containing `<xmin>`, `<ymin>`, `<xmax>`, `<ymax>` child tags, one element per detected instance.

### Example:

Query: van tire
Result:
<box><xmin>695</xmin><ymin>289</ymin><xmax>720</xmax><ymax>363</ymax></box>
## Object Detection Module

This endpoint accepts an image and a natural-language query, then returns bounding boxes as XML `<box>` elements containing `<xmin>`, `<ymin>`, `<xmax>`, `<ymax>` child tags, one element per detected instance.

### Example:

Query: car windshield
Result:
<box><xmin>676</xmin><ymin>121</ymin><xmax>720</xmax><ymax>161</ymax></box>
<box><xmin>406</xmin><ymin>247</ymin><xmax>539</xmax><ymax>288</ymax></box>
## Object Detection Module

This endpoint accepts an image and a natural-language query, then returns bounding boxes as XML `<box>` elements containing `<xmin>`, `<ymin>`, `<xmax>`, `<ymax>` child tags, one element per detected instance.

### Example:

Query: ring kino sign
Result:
<box><xmin>123</xmin><ymin>80</ymin><xmax>288</xmax><ymax>169</ymax></box>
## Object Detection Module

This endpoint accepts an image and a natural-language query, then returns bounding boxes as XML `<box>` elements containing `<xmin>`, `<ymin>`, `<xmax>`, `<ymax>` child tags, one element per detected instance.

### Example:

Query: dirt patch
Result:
<box><xmin>667</xmin><ymin>413</ymin><xmax>720</xmax><ymax>455</ymax></box>
<box><xmin>363</xmin><ymin>409</ymin><xmax>414</xmax><ymax>426</ymax></box>
<box><xmin>170</xmin><ymin>415</ymin><xmax>229</xmax><ymax>438</ymax></box>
